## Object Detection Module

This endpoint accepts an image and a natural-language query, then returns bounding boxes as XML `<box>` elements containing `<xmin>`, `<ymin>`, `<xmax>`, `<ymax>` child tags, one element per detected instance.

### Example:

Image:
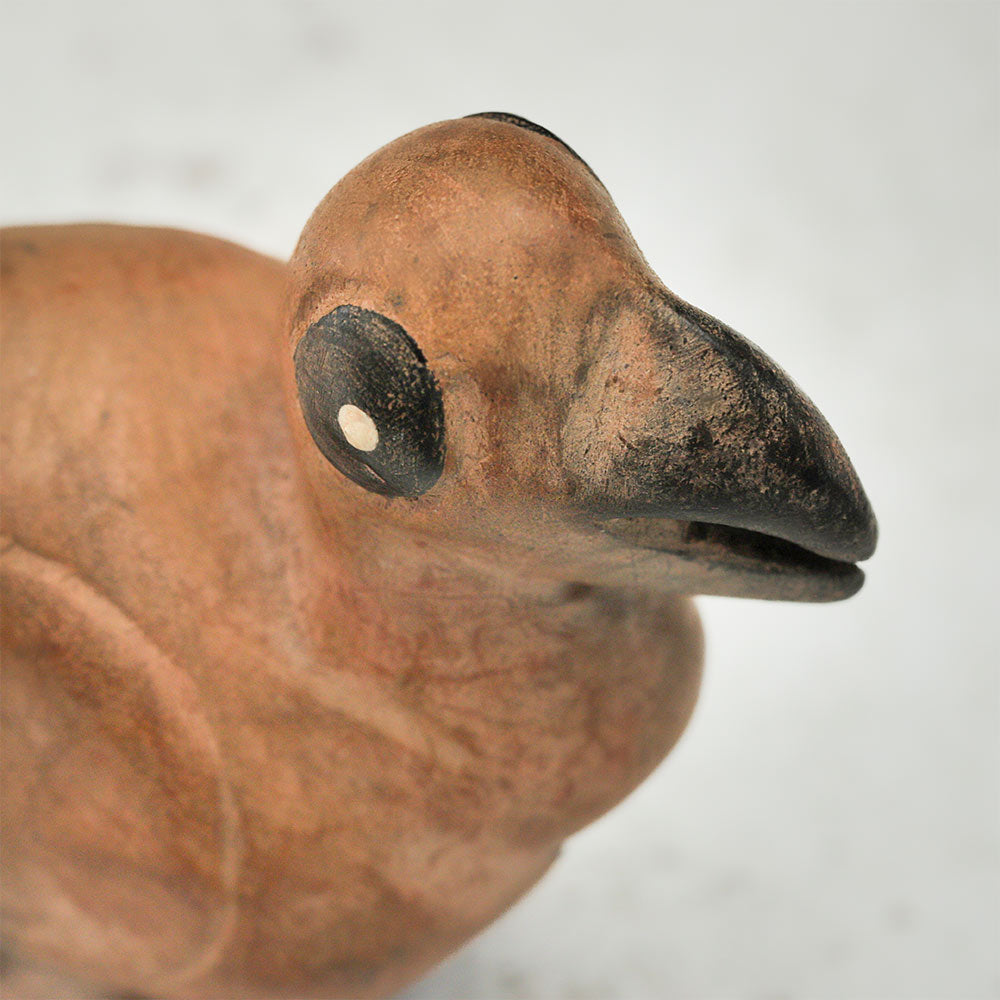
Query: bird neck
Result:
<box><xmin>296</xmin><ymin>522</ymin><xmax>702</xmax><ymax>846</ymax></box>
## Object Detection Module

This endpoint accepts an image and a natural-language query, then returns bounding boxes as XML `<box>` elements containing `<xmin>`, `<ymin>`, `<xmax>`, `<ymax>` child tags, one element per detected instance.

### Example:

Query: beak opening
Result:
<box><xmin>594</xmin><ymin>515</ymin><xmax>867</xmax><ymax>603</ymax></box>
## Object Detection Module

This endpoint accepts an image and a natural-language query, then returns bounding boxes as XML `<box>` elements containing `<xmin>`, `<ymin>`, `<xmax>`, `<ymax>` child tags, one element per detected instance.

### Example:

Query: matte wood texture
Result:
<box><xmin>0</xmin><ymin>115</ymin><xmax>876</xmax><ymax>999</ymax></box>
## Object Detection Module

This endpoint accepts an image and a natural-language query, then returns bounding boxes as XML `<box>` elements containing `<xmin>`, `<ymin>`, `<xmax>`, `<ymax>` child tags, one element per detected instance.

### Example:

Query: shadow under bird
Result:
<box><xmin>0</xmin><ymin>113</ymin><xmax>877</xmax><ymax>999</ymax></box>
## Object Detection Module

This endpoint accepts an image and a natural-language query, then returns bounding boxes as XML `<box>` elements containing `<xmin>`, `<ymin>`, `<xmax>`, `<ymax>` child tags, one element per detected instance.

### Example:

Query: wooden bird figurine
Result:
<box><xmin>0</xmin><ymin>113</ymin><xmax>877</xmax><ymax>999</ymax></box>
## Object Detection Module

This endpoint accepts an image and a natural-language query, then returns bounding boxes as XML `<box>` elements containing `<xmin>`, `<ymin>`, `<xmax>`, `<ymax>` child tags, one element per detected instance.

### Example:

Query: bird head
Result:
<box><xmin>284</xmin><ymin>114</ymin><xmax>877</xmax><ymax>602</ymax></box>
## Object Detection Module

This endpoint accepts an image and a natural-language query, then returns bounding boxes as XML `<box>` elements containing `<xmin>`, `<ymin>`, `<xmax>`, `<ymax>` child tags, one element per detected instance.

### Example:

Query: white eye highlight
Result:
<box><xmin>337</xmin><ymin>404</ymin><xmax>379</xmax><ymax>452</ymax></box>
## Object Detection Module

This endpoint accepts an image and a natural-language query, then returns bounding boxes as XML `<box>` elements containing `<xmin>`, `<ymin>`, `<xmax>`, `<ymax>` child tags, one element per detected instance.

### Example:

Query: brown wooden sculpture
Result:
<box><xmin>0</xmin><ymin>113</ymin><xmax>877</xmax><ymax>999</ymax></box>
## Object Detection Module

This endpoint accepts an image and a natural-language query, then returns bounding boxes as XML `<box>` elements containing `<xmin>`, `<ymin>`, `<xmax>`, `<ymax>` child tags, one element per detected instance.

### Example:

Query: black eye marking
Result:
<box><xmin>466</xmin><ymin>111</ymin><xmax>604</xmax><ymax>187</ymax></box>
<box><xmin>294</xmin><ymin>306</ymin><xmax>446</xmax><ymax>499</ymax></box>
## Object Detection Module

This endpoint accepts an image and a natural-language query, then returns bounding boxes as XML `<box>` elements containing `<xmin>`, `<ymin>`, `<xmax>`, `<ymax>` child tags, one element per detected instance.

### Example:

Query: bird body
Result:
<box><xmin>0</xmin><ymin>116</ymin><xmax>874</xmax><ymax>998</ymax></box>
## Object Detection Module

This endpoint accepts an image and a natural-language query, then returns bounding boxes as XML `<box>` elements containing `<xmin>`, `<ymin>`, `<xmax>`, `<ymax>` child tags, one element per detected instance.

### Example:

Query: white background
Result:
<box><xmin>2</xmin><ymin>2</ymin><xmax>997</xmax><ymax>998</ymax></box>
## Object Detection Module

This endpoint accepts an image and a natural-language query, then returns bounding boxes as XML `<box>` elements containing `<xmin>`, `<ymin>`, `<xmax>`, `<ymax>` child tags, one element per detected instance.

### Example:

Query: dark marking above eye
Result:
<box><xmin>466</xmin><ymin>111</ymin><xmax>604</xmax><ymax>187</ymax></box>
<box><xmin>294</xmin><ymin>306</ymin><xmax>445</xmax><ymax>499</ymax></box>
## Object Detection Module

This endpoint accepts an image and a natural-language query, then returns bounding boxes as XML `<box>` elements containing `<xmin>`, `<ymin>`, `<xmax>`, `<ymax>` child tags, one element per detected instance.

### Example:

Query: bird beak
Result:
<box><xmin>563</xmin><ymin>289</ymin><xmax>878</xmax><ymax>602</ymax></box>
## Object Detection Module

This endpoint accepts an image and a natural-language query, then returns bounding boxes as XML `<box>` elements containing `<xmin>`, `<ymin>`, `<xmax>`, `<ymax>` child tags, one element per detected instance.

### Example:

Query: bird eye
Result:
<box><xmin>294</xmin><ymin>305</ymin><xmax>446</xmax><ymax>498</ymax></box>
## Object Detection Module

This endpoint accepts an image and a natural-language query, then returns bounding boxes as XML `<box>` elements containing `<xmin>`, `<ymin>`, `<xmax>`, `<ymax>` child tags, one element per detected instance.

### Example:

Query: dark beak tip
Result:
<box><xmin>858</xmin><ymin>518</ymin><xmax>879</xmax><ymax>562</ymax></box>
<box><xmin>848</xmin><ymin>490</ymin><xmax>879</xmax><ymax>562</ymax></box>
<box><xmin>829</xmin><ymin>501</ymin><xmax>878</xmax><ymax>564</ymax></box>
<box><xmin>838</xmin><ymin>564</ymin><xmax>867</xmax><ymax>601</ymax></box>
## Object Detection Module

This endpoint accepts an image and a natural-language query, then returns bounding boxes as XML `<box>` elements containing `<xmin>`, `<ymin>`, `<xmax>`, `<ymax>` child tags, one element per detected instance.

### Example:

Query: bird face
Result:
<box><xmin>285</xmin><ymin>114</ymin><xmax>876</xmax><ymax>602</ymax></box>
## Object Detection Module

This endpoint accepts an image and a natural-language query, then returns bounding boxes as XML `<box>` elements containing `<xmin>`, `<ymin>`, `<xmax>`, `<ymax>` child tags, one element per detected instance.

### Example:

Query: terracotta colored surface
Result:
<box><xmin>0</xmin><ymin>115</ymin><xmax>876</xmax><ymax>998</ymax></box>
